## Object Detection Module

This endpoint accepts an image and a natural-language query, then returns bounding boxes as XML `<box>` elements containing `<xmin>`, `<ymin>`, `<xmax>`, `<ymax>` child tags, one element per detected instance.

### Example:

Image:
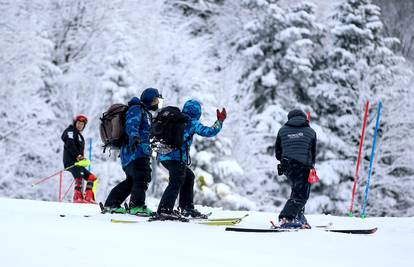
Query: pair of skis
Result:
<box><xmin>225</xmin><ymin>221</ymin><xmax>377</xmax><ymax>235</ymax></box>
<box><xmin>225</xmin><ymin>227</ymin><xmax>377</xmax><ymax>234</ymax></box>
<box><xmin>111</xmin><ymin>214</ymin><xmax>249</xmax><ymax>226</ymax></box>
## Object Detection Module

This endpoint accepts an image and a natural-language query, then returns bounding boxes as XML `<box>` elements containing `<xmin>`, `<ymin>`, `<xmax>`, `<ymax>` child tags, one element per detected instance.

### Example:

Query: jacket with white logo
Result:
<box><xmin>61</xmin><ymin>124</ymin><xmax>85</xmax><ymax>168</ymax></box>
<box><xmin>275</xmin><ymin>115</ymin><xmax>316</xmax><ymax>167</ymax></box>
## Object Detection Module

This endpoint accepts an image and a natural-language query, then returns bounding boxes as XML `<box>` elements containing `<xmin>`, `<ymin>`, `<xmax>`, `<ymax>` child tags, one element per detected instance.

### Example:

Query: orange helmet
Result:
<box><xmin>73</xmin><ymin>114</ymin><xmax>88</xmax><ymax>124</ymax></box>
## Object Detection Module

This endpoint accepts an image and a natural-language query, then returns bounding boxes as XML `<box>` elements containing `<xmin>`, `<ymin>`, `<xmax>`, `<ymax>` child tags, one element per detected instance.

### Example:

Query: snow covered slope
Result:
<box><xmin>0</xmin><ymin>198</ymin><xmax>412</xmax><ymax>267</ymax></box>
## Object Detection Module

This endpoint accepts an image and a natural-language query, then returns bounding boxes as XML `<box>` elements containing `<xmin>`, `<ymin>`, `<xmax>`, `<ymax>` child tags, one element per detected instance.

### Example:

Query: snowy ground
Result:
<box><xmin>0</xmin><ymin>198</ymin><xmax>412</xmax><ymax>267</ymax></box>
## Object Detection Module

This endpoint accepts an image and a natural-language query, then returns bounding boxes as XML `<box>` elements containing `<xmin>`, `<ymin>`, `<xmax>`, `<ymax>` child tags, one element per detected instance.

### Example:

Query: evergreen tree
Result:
<box><xmin>308</xmin><ymin>0</ymin><xmax>406</xmax><ymax>214</ymax></box>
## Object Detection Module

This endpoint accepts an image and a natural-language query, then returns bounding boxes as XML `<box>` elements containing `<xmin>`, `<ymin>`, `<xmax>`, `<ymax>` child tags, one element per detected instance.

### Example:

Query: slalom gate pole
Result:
<box><xmin>88</xmin><ymin>138</ymin><xmax>92</xmax><ymax>172</ymax></box>
<box><xmin>361</xmin><ymin>101</ymin><xmax>382</xmax><ymax>219</ymax></box>
<box><xmin>62</xmin><ymin>179</ymin><xmax>75</xmax><ymax>200</ymax></box>
<box><xmin>32</xmin><ymin>164</ymin><xmax>76</xmax><ymax>186</ymax></box>
<box><xmin>348</xmin><ymin>100</ymin><xmax>370</xmax><ymax>217</ymax></box>
<box><xmin>307</xmin><ymin>111</ymin><xmax>311</xmax><ymax>122</ymax></box>
<box><xmin>58</xmin><ymin>171</ymin><xmax>63</xmax><ymax>202</ymax></box>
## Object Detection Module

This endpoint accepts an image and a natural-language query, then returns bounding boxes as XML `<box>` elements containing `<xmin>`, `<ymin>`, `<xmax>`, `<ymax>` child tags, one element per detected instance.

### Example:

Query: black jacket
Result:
<box><xmin>61</xmin><ymin>125</ymin><xmax>85</xmax><ymax>168</ymax></box>
<box><xmin>275</xmin><ymin>115</ymin><xmax>316</xmax><ymax>167</ymax></box>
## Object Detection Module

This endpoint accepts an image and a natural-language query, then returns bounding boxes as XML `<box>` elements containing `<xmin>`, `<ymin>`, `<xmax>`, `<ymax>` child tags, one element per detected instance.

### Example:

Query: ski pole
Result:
<box><xmin>32</xmin><ymin>164</ymin><xmax>76</xmax><ymax>186</ymax></box>
<box><xmin>348</xmin><ymin>100</ymin><xmax>369</xmax><ymax>217</ymax></box>
<box><xmin>361</xmin><ymin>101</ymin><xmax>382</xmax><ymax>219</ymax></box>
<box><xmin>32</xmin><ymin>159</ymin><xmax>91</xmax><ymax>186</ymax></box>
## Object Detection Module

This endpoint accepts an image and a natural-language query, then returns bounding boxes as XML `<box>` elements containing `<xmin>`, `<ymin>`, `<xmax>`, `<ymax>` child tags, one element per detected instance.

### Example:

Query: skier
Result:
<box><xmin>103</xmin><ymin>88</ymin><xmax>162</xmax><ymax>215</ymax></box>
<box><xmin>61</xmin><ymin>114</ymin><xmax>97</xmax><ymax>203</ymax></box>
<box><xmin>275</xmin><ymin>109</ymin><xmax>316</xmax><ymax>228</ymax></box>
<box><xmin>154</xmin><ymin>99</ymin><xmax>227</xmax><ymax>220</ymax></box>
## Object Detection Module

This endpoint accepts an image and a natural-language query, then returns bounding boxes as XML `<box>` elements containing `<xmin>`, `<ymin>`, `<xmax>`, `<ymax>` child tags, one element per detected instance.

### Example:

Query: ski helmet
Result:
<box><xmin>73</xmin><ymin>114</ymin><xmax>88</xmax><ymax>124</ymax></box>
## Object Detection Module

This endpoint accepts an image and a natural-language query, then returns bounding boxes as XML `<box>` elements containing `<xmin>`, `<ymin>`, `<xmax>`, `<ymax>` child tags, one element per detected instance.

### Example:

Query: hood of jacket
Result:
<box><xmin>128</xmin><ymin>97</ymin><xmax>142</xmax><ymax>106</ymax></box>
<box><xmin>182</xmin><ymin>99</ymin><xmax>202</xmax><ymax>120</ymax></box>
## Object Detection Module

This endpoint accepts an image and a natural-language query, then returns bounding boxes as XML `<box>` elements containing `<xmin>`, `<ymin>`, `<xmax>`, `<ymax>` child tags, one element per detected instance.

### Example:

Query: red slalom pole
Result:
<box><xmin>348</xmin><ymin>100</ymin><xmax>369</xmax><ymax>216</ymax></box>
<box><xmin>62</xmin><ymin>179</ymin><xmax>76</xmax><ymax>201</ymax></box>
<box><xmin>307</xmin><ymin>112</ymin><xmax>310</xmax><ymax>122</ymax></box>
<box><xmin>58</xmin><ymin>171</ymin><xmax>63</xmax><ymax>202</ymax></box>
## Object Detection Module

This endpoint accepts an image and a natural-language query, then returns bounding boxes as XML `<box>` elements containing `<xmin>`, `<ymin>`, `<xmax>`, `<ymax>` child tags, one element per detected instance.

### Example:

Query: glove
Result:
<box><xmin>130</xmin><ymin>137</ymin><xmax>141</xmax><ymax>152</ymax></box>
<box><xmin>75</xmin><ymin>159</ymin><xmax>91</xmax><ymax>168</ymax></box>
<box><xmin>308</xmin><ymin>168</ymin><xmax>319</xmax><ymax>184</ymax></box>
<box><xmin>216</xmin><ymin>108</ymin><xmax>227</xmax><ymax>122</ymax></box>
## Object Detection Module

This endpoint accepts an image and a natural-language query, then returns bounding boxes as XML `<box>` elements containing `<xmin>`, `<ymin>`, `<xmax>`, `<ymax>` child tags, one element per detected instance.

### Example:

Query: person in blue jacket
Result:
<box><xmin>104</xmin><ymin>88</ymin><xmax>162</xmax><ymax>215</ymax></box>
<box><xmin>156</xmin><ymin>99</ymin><xmax>227</xmax><ymax>219</ymax></box>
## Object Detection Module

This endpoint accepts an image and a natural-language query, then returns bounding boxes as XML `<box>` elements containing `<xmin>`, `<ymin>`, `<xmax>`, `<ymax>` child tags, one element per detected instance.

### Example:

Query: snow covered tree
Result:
<box><xmin>306</xmin><ymin>0</ymin><xmax>407</xmax><ymax>215</ymax></box>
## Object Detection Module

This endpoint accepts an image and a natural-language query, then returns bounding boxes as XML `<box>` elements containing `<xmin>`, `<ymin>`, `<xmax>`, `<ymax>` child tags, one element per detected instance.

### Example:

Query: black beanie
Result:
<box><xmin>287</xmin><ymin>109</ymin><xmax>306</xmax><ymax>120</ymax></box>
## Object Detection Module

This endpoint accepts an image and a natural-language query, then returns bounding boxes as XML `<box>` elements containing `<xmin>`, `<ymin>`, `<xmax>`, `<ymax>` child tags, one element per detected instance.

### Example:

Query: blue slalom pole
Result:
<box><xmin>88</xmin><ymin>138</ymin><xmax>92</xmax><ymax>171</ymax></box>
<box><xmin>361</xmin><ymin>101</ymin><xmax>382</xmax><ymax>219</ymax></box>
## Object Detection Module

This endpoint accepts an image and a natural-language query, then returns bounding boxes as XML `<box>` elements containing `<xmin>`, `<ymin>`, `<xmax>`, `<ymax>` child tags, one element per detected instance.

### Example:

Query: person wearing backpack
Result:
<box><xmin>154</xmin><ymin>99</ymin><xmax>227</xmax><ymax>220</ymax></box>
<box><xmin>275</xmin><ymin>109</ymin><xmax>317</xmax><ymax>229</ymax></box>
<box><xmin>103</xmin><ymin>88</ymin><xmax>162</xmax><ymax>215</ymax></box>
<box><xmin>61</xmin><ymin>114</ymin><xmax>97</xmax><ymax>203</ymax></box>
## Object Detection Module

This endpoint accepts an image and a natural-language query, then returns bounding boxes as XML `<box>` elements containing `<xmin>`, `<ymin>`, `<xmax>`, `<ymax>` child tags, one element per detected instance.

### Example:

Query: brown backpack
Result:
<box><xmin>99</xmin><ymin>104</ymin><xmax>129</xmax><ymax>153</ymax></box>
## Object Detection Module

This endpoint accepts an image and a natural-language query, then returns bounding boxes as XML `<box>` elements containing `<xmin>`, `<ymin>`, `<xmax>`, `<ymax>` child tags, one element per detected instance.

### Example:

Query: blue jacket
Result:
<box><xmin>120</xmin><ymin>97</ymin><xmax>151</xmax><ymax>167</ymax></box>
<box><xmin>159</xmin><ymin>100</ymin><xmax>222</xmax><ymax>162</ymax></box>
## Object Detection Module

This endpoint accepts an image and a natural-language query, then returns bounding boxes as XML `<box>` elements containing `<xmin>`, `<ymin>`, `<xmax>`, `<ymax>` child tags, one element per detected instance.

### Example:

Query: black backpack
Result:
<box><xmin>100</xmin><ymin>103</ymin><xmax>145</xmax><ymax>153</ymax></box>
<box><xmin>150</xmin><ymin>106</ymin><xmax>189</xmax><ymax>154</ymax></box>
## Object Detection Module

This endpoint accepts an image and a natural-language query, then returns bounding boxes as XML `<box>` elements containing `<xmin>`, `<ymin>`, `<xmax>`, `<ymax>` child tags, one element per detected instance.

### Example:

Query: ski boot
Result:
<box><xmin>278</xmin><ymin>217</ymin><xmax>304</xmax><ymax>229</ymax></box>
<box><xmin>128</xmin><ymin>205</ymin><xmax>154</xmax><ymax>217</ymax></box>
<box><xmin>99</xmin><ymin>202</ymin><xmax>127</xmax><ymax>214</ymax></box>
<box><xmin>179</xmin><ymin>207</ymin><xmax>209</xmax><ymax>219</ymax></box>
<box><xmin>73</xmin><ymin>178</ymin><xmax>86</xmax><ymax>203</ymax></box>
<box><xmin>73</xmin><ymin>189</ymin><xmax>85</xmax><ymax>203</ymax></box>
<box><xmin>84</xmin><ymin>174</ymin><xmax>96</xmax><ymax>204</ymax></box>
<box><xmin>84</xmin><ymin>189</ymin><xmax>96</xmax><ymax>204</ymax></box>
<box><xmin>149</xmin><ymin>208</ymin><xmax>189</xmax><ymax>222</ymax></box>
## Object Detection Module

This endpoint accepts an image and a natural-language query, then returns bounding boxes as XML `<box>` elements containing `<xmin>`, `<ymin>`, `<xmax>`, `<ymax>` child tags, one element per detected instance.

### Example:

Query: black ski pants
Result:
<box><xmin>279</xmin><ymin>159</ymin><xmax>311</xmax><ymax>222</ymax></box>
<box><xmin>104</xmin><ymin>157</ymin><xmax>151</xmax><ymax>208</ymax></box>
<box><xmin>157</xmin><ymin>160</ymin><xmax>195</xmax><ymax>212</ymax></box>
<box><xmin>67</xmin><ymin>166</ymin><xmax>92</xmax><ymax>180</ymax></box>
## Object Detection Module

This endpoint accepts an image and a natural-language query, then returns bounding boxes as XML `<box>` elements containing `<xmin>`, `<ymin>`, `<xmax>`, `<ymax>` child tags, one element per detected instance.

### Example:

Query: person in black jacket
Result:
<box><xmin>61</xmin><ymin>114</ymin><xmax>97</xmax><ymax>203</ymax></box>
<box><xmin>275</xmin><ymin>109</ymin><xmax>316</xmax><ymax>228</ymax></box>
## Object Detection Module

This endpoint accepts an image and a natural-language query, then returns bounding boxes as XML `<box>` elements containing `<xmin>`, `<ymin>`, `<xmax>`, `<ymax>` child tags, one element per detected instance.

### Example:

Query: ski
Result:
<box><xmin>198</xmin><ymin>219</ymin><xmax>242</xmax><ymax>226</ymax></box>
<box><xmin>203</xmin><ymin>214</ymin><xmax>249</xmax><ymax>222</ymax></box>
<box><xmin>111</xmin><ymin>216</ymin><xmax>245</xmax><ymax>226</ymax></box>
<box><xmin>110</xmin><ymin>218</ymin><xmax>243</xmax><ymax>226</ymax></box>
<box><xmin>59</xmin><ymin>214</ymin><xmax>93</xmax><ymax>218</ymax></box>
<box><xmin>185</xmin><ymin>212</ymin><xmax>213</xmax><ymax>220</ymax></box>
<box><xmin>225</xmin><ymin>227</ymin><xmax>378</xmax><ymax>234</ymax></box>
<box><xmin>324</xmin><ymin>228</ymin><xmax>378</xmax><ymax>234</ymax></box>
<box><xmin>110</xmin><ymin>219</ymin><xmax>140</xmax><ymax>224</ymax></box>
<box><xmin>148</xmin><ymin>213</ymin><xmax>190</xmax><ymax>222</ymax></box>
<box><xmin>270</xmin><ymin>220</ymin><xmax>333</xmax><ymax>229</ymax></box>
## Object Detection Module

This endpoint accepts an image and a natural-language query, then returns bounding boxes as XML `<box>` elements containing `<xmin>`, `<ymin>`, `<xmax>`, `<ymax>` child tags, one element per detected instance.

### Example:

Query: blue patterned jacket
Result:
<box><xmin>120</xmin><ymin>97</ymin><xmax>151</xmax><ymax>167</ymax></box>
<box><xmin>159</xmin><ymin>100</ymin><xmax>222</xmax><ymax>162</ymax></box>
